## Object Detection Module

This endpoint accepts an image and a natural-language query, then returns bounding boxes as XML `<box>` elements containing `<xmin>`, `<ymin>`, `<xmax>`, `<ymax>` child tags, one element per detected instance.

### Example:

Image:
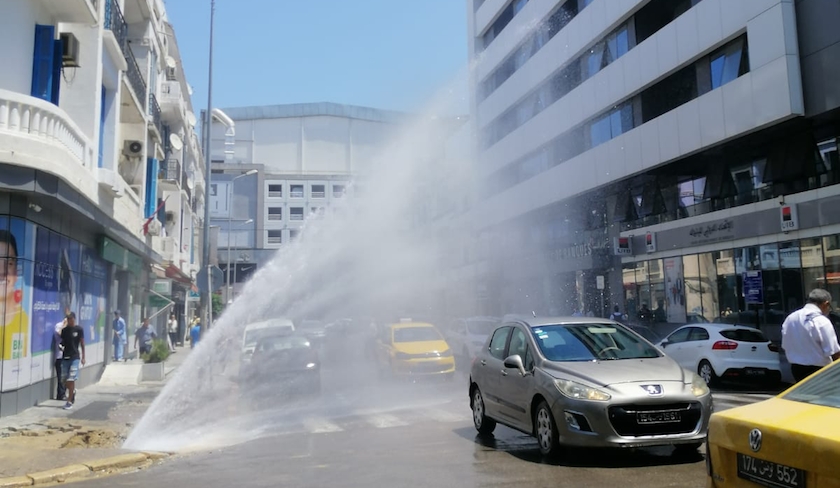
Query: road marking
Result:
<box><xmin>422</xmin><ymin>407</ymin><xmax>468</xmax><ymax>423</ymax></box>
<box><xmin>302</xmin><ymin>417</ymin><xmax>343</xmax><ymax>434</ymax></box>
<box><xmin>366</xmin><ymin>413</ymin><xmax>409</xmax><ymax>429</ymax></box>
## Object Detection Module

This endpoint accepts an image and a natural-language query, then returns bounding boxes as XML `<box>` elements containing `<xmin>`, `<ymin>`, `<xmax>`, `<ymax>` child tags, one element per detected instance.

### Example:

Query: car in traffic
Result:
<box><xmin>706</xmin><ymin>360</ymin><xmax>840</xmax><ymax>487</ymax></box>
<box><xmin>444</xmin><ymin>316</ymin><xmax>500</xmax><ymax>361</ymax></box>
<box><xmin>469</xmin><ymin>317</ymin><xmax>712</xmax><ymax>458</ymax></box>
<box><xmin>657</xmin><ymin>323</ymin><xmax>781</xmax><ymax>387</ymax></box>
<box><xmin>298</xmin><ymin>319</ymin><xmax>328</xmax><ymax>347</ymax></box>
<box><xmin>241</xmin><ymin>318</ymin><xmax>295</xmax><ymax>365</ymax></box>
<box><xmin>375</xmin><ymin>321</ymin><xmax>455</xmax><ymax>379</ymax></box>
<box><xmin>239</xmin><ymin>332</ymin><xmax>321</xmax><ymax>394</ymax></box>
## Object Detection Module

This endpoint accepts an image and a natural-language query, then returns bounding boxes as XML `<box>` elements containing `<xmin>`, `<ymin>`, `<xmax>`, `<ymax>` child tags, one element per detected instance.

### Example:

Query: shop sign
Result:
<box><xmin>596</xmin><ymin>275</ymin><xmax>605</xmax><ymax>290</ymax></box>
<box><xmin>743</xmin><ymin>270</ymin><xmax>764</xmax><ymax>304</ymax></box>
<box><xmin>614</xmin><ymin>237</ymin><xmax>632</xmax><ymax>255</ymax></box>
<box><xmin>688</xmin><ymin>218</ymin><xmax>734</xmax><ymax>245</ymax></box>
<box><xmin>780</xmin><ymin>204</ymin><xmax>799</xmax><ymax>232</ymax></box>
<box><xmin>551</xmin><ymin>235</ymin><xmax>610</xmax><ymax>261</ymax></box>
<box><xmin>646</xmin><ymin>232</ymin><xmax>656</xmax><ymax>253</ymax></box>
<box><xmin>152</xmin><ymin>279</ymin><xmax>171</xmax><ymax>296</ymax></box>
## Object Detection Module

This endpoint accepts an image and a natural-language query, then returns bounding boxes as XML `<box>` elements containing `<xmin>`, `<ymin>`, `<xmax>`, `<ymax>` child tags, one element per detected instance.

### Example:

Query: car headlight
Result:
<box><xmin>394</xmin><ymin>352</ymin><xmax>412</xmax><ymax>360</ymax></box>
<box><xmin>439</xmin><ymin>349</ymin><xmax>453</xmax><ymax>358</ymax></box>
<box><xmin>691</xmin><ymin>374</ymin><xmax>710</xmax><ymax>397</ymax></box>
<box><xmin>554</xmin><ymin>379</ymin><xmax>611</xmax><ymax>401</ymax></box>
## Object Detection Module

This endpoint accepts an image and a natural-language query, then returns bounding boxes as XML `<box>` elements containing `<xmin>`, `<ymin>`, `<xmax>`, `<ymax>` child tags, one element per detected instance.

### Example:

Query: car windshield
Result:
<box><xmin>531</xmin><ymin>324</ymin><xmax>662</xmax><ymax>361</ymax></box>
<box><xmin>258</xmin><ymin>335</ymin><xmax>311</xmax><ymax>352</ymax></box>
<box><xmin>244</xmin><ymin>327</ymin><xmax>292</xmax><ymax>346</ymax></box>
<box><xmin>719</xmin><ymin>329</ymin><xmax>767</xmax><ymax>342</ymax></box>
<box><xmin>784</xmin><ymin>362</ymin><xmax>840</xmax><ymax>409</ymax></box>
<box><xmin>393</xmin><ymin>326</ymin><xmax>442</xmax><ymax>343</ymax></box>
<box><xmin>466</xmin><ymin>320</ymin><xmax>498</xmax><ymax>335</ymax></box>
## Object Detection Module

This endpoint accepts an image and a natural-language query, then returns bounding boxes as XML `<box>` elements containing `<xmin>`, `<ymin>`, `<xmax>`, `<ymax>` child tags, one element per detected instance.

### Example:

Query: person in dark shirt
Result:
<box><xmin>60</xmin><ymin>312</ymin><xmax>85</xmax><ymax>410</ymax></box>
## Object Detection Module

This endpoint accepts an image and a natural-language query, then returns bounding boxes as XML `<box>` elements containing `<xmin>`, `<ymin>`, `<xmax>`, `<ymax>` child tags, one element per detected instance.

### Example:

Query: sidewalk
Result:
<box><xmin>0</xmin><ymin>345</ymin><xmax>191</xmax><ymax>482</ymax></box>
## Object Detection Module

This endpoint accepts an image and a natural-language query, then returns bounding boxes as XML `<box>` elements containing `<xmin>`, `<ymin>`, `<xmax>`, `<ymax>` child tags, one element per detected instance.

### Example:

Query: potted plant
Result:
<box><xmin>140</xmin><ymin>339</ymin><xmax>171</xmax><ymax>382</ymax></box>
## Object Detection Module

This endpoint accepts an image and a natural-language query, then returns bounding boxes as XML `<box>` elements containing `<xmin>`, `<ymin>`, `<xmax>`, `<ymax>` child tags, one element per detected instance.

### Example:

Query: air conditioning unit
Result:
<box><xmin>123</xmin><ymin>140</ymin><xmax>144</xmax><ymax>159</ymax></box>
<box><xmin>147</xmin><ymin>219</ymin><xmax>162</xmax><ymax>236</ymax></box>
<box><xmin>60</xmin><ymin>33</ymin><xmax>80</xmax><ymax>68</ymax></box>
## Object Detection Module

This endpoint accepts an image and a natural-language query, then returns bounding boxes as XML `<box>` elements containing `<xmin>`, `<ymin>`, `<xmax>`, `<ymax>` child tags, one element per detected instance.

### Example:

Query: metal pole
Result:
<box><xmin>200</xmin><ymin>0</ymin><xmax>215</xmax><ymax>335</ymax></box>
<box><xmin>233</xmin><ymin>249</ymin><xmax>238</xmax><ymax>299</ymax></box>
<box><xmin>226</xmin><ymin>182</ymin><xmax>233</xmax><ymax>303</ymax></box>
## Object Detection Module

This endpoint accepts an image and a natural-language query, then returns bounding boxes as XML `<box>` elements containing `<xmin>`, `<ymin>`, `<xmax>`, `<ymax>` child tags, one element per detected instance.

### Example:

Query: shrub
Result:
<box><xmin>142</xmin><ymin>339</ymin><xmax>171</xmax><ymax>364</ymax></box>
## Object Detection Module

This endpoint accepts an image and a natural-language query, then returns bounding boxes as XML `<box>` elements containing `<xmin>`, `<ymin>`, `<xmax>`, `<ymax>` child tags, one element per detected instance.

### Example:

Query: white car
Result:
<box><xmin>657</xmin><ymin>323</ymin><xmax>781</xmax><ymax>386</ymax></box>
<box><xmin>241</xmin><ymin>318</ymin><xmax>295</xmax><ymax>364</ymax></box>
<box><xmin>445</xmin><ymin>317</ymin><xmax>500</xmax><ymax>360</ymax></box>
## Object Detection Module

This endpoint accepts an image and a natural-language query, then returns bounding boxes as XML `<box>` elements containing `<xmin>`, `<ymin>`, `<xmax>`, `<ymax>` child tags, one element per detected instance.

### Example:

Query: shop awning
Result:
<box><xmin>165</xmin><ymin>264</ymin><xmax>193</xmax><ymax>285</ymax></box>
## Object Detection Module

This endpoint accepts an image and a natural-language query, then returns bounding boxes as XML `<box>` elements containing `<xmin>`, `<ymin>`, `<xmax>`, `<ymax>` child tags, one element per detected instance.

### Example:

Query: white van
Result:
<box><xmin>241</xmin><ymin>318</ymin><xmax>295</xmax><ymax>363</ymax></box>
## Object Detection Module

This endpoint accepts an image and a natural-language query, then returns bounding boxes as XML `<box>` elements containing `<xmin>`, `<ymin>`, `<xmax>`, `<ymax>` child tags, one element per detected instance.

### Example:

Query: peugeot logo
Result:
<box><xmin>641</xmin><ymin>384</ymin><xmax>663</xmax><ymax>396</ymax></box>
<box><xmin>749</xmin><ymin>429</ymin><xmax>762</xmax><ymax>452</ymax></box>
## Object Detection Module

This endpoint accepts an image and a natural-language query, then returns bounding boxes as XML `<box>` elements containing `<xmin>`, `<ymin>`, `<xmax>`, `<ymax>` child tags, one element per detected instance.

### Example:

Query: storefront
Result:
<box><xmin>621</xmin><ymin>188</ymin><xmax>840</xmax><ymax>341</ymax></box>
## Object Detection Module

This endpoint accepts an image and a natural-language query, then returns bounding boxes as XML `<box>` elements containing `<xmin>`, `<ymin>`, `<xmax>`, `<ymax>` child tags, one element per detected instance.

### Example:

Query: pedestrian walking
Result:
<box><xmin>168</xmin><ymin>313</ymin><xmax>178</xmax><ymax>352</ymax></box>
<box><xmin>52</xmin><ymin>317</ymin><xmax>67</xmax><ymax>400</ymax></box>
<box><xmin>782</xmin><ymin>288</ymin><xmax>840</xmax><ymax>382</ymax></box>
<box><xmin>134</xmin><ymin>317</ymin><xmax>156</xmax><ymax>356</ymax></box>
<box><xmin>60</xmin><ymin>312</ymin><xmax>85</xmax><ymax>410</ymax></box>
<box><xmin>610</xmin><ymin>305</ymin><xmax>624</xmax><ymax>322</ymax></box>
<box><xmin>190</xmin><ymin>318</ymin><xmax>201</xmax><ymax>349</ymax></box>
<box><xmin>112</xmin><ymin>310</ymin><xmax>127</xmax><ymax>361</ymax></box>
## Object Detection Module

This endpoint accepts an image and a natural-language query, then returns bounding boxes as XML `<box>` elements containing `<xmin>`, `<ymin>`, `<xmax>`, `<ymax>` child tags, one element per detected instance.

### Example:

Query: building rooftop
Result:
<box><xmin>218</xmin><ymin>102</ymin><xmax>412</xmax><ymax>125</ymax></box>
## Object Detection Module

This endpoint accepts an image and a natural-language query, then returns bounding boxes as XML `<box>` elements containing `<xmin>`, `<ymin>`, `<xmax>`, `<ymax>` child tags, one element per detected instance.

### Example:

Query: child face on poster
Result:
<box><xmin>0</xmin><ymin>231</ymin><xmax>20</xmax><ymax>313</ymax></box>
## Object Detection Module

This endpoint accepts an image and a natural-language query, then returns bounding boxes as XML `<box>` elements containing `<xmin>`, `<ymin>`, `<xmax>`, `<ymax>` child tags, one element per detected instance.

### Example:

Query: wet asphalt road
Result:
<box><xmin>81</xmin><ymin>332</ymin><xmax>776</xmax><ymax>488</ymax></box>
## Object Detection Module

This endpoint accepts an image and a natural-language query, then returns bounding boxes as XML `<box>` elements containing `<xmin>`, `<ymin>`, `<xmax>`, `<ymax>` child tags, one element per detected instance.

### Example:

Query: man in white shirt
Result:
<box><xmin>781</xmin><ymin>288</ymin><xmax>840</xmax><ymax>382</ymax></box>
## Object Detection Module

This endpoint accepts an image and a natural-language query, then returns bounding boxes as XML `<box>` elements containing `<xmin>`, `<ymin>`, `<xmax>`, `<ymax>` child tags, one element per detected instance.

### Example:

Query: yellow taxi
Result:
<box><xmin>707</xmin><ymin>362</ymin><xmax>840</xmax><ymax>487</ymax></box>
<box><xmin>375</xmin><ymin>321</ymin><xmax>455</xmax><ymax>379</ymax></box>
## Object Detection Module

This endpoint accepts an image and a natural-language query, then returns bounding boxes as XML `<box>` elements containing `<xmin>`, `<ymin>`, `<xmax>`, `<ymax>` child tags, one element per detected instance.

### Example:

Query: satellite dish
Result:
<box><xmin>165</xmin><ymin>56</ymin><xmax>177</xmax><ymax>69</ymax></box>
<box><xmin>186</xmin><ymin>111</ymin><xmax>197</xmax><ymax>127</ymax></box>
<box><xmin>187</xmin><ymin>170</ymin><xmax>195</xmax><ymax>190</ymax></box>
<box><xmin>169</xmin><ymin>133</ymin><xmax>183</xmax><ymax>151</ymax></box>
<box><xmin>187</xmin><ymin>84</ymin><xmax>194</xmax><ymax>96</ymax></box>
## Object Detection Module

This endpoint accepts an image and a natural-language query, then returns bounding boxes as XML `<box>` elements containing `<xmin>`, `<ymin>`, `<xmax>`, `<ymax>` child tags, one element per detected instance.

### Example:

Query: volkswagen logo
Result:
<box><xmin>641</xmin><ymin>384</ymin><xmax>663</xmax><ymax>396</ymax></box>
<box><xmin>749</xmin><ymin>429</ymin><xmax>762</xmax><ymax>452</ymax></box>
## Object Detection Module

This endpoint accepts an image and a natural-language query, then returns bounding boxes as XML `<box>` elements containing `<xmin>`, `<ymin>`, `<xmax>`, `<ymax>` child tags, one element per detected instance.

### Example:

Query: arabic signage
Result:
<box><xmin>743</xmin><ymin>270</ymin><xmax>763</xmax><ymax>304</ymax></box>
<box><xmin>688</xmin><ymin>218</ymin><xmax>735</xmax><ymax>245</ymax></box>
<box><xmin>551</xmin><ymin>235</ymin><xmax>610</xmax><ymax>261</ymax></box>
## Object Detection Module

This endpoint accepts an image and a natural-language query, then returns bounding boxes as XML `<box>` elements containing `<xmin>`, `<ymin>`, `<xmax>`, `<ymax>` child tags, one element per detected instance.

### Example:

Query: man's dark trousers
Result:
<box><xmin>54</xmin><ymin>359</ymin><xmax>65</xmax><ymax>400</ymax></box>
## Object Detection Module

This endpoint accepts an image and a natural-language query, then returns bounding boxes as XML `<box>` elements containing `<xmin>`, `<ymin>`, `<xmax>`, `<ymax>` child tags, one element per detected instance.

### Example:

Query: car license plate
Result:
<box><xmin>745</xmin><ymin>369</ymin><xmax>767</xmax><ymax>376</ymax></box>
<box><xmin>737</xmin><ymin>453</ymin><xmax>805</xmax><ymax>488</ymax></box>
<box><xmin>636</xmin><ymin>411</ymin><xmax>681</xmax><ymax>424</ymax></box>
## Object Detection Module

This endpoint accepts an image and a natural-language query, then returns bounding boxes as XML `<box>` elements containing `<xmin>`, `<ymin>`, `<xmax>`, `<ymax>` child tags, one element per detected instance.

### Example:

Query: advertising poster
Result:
<box><xmin>664</xmin><ymin>257</ymin><xmax>687</xmax><ymax>323</ymax></box>
<box><xmin>79</xmin><ymin>245</ymin><xmax>108</xmax><ymax>364</ymax></box>
<box><xmin>30</xmin><ymin>227</ymin><xmax>60</xmax><ymax>383</ymax></box>
<box><xmin>1</xmin><ymin>218</ymin><xmax>34</xmax><ymax>392</ymax></box>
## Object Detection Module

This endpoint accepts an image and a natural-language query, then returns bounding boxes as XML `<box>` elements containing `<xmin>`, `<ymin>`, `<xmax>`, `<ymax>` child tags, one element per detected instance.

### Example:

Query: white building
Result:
<box><xmin>207</xmin><ymin>103</ymin><xmax>407</xmax><ymax>298</ymax></box>
<box><xmin>0</xmin><ymin>0</ymin><xmax>204</xmax><ymax>415</ymax></box>
<box><xmin>468</xmin><ymin>0</ymin><xmax>840</xmax><ymax>335</ymax></box>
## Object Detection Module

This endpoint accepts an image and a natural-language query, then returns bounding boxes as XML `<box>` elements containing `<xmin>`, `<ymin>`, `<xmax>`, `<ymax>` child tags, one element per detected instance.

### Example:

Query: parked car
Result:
<box><xmin>707</xmin><ymin>360</ymin><xmax>840</xmax><ymax>487</ymax></box>
<box><xmin>241</xmin><ymin>318</ymin><xmax>295</xmax><ymax>365</ymax></box>
<box><xmin>240</xmin><ymin>332</ymin><xmax>321</xmax><ymax>394</ymax></box>
<box><xmin>444</xmin><ymin>316</ymin><xmax>500</xmax><ymax>361</ymax></box>
<box><xmin>469</xmin><ymin>317</ymin><xmax>712</xmax><ymax>457</ymax></box>
<box><xmin>375</xmin><ymin>321</ymin><xmax>455</xmax><ymax>379</ymax></box>
<box><xmin>657</xmin><ymin>323</ymin><xmax>781</xmax><ymax>386</ymax></box>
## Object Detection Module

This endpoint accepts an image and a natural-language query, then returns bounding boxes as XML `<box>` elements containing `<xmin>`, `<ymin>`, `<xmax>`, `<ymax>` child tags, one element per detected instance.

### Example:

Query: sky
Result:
<box><xmin>162</xmin><ymin>0</ymin><xmax>470</xmax><ymax>115</ymax></box>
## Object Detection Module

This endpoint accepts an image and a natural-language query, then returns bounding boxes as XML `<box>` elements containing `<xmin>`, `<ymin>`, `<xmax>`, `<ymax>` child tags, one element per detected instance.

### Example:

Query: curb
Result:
<box><xmin>0</xmin><ymin>451</ymin><xmax>171</xmax><ymax>487</ymax></box>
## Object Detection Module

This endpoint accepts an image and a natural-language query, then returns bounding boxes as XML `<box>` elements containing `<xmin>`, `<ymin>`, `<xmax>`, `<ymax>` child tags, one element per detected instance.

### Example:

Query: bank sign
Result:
<box><xmin>780</xmin><ymin>204</ymin><xmax>799</xmax><ymax>232</ymax></box>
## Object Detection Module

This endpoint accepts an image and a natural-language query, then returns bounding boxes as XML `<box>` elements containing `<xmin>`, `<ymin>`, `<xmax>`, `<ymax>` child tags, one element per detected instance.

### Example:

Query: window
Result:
<box><xmin>489</xmin><ymin>326</ymin><xmax>512</xmax><ymax>360</ymax></box>
<box><xmin>710</xmin><ymin>36</ymin><xmax>749</xmax><ymax>90</ymax></box>
<box><xmin>508</xmin><ymin>328</ymin><xmax>530</xmax><ymax>360</ymax></box>
<box><xmin>719</xmin><ymin>329</ymin><xmax>767</xmax><ymax>343</ymax></box>
<box><xmin>290</xmin><ymin>185</ymin><xmax>304</xmax><ymax>198</ymax></box>
<box><xmin>310</xmin><ymin>207</ymin><xmax>325</xmax><ymax>218</ymax></box>
<box><xmin>687</xmin><ymin>327</ymin><xmax>710</xmax><ymax>341</ymax></box>
<box><xmin>268</xmin><ymin>184</ymin><xmax>282</xmax><ymax>198</ymax></box>
<box><xmin>31</xmin><ymin>25</ymin><xmax>62</xmax><ymax>105</ymax></box>
<box><xmin>588</xmin><ymin>103</ymin><xmax>634</xmax><ymax>148</ymax></box>
<box><xmin>333</xmin><ymin>184</ymin><xmax>345</xmax><ymax>198</ymax></box>
<box><xmin>267</xmin><ymin>207</ymin><xmax>282</xmax><ymax>221</ymax></box>
<box><xmin>267</xmin><ymin>230</ymin><xmax>282</xmax><ymax>244</ymax></box>
<box><xmin>289</xmin><ymin>229</ymin><xmax>300</xmax><ymax>241</ymax></box>
<box><xmin>290</xmin><ymin>207</ymin><xmax>304</xmax><ymax>221</ymax></box>
<box><xmin>666</xmin><ymin>328</ymin><xmax>691</xmax><ymax>344</ymax></box>
<box><xmin>311</xmin><ymin>184</ymin><xmax>325</xmax><ymax>198</ymax></box>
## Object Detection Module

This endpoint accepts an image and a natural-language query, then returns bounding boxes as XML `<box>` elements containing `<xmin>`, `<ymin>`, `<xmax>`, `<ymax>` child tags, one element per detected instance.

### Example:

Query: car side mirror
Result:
<box><xmin>660</xmin><ymin>341</ymin><xmax>669</xmax><ymax>348</ymax></box>
<box><xmin>504</xmin><ymin>354</ymin><xmax>528</xmax><ymax>376</ymax></box>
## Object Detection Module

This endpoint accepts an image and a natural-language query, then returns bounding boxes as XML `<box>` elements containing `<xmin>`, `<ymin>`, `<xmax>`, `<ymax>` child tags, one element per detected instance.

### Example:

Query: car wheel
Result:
<box><xmin>673</xmin><ymin>442</ymin><xmax>703</xmax><ymax>456</ymax></box>
<box><xmin>534</xmin><ymin>401</ymin><xmax>562</xmax><ymax>458</ymax></box>
<box><xmin>698</xmin><ymin>360</ymin><xmax>718</xmax><ymax>386</ymax></box>
<box><xmin>471</xmin><ymin>387</ymin><xmax>496</xmax><ymax>435</ymax></box>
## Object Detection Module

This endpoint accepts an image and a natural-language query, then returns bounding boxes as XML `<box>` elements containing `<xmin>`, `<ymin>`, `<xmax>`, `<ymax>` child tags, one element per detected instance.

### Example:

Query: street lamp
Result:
<box><xmin>226</xmin><ymin>170</ymin><xmax>257</xmax><ymax>302</ymax></box>
<box><xmin>227</xmin><ymin>218</ymin><xmax>253</xmax><ymax>303</ymax></box>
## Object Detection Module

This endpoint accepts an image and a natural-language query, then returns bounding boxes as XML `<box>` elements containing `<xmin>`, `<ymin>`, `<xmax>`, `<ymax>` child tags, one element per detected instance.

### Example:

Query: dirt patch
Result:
<box><xmin>61</xmin><ymin>428</ymin><xmax>124</xmax><ymax>448</ymax></box>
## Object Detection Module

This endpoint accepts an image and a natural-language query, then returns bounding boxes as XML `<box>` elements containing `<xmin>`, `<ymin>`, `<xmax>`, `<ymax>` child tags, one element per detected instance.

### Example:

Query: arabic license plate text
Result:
<box><xmin>636</xmin><ymin>411</ymin><xmax>681</xmax><ymax>424</ymax></box>
<box><xmin>737</xmin><ymin>453</ymin><xmax>805</xmax><ymax>488</ymax></box>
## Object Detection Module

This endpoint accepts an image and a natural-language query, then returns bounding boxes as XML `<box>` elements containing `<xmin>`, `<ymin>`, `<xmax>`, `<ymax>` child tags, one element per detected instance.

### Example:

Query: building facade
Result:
<box><xmin>0</xmin><ymin>0</ymin><xmax>204</xmax><ymax>416</ymax></box>
<box><xmin>468</xmin><ymin>0</ymin><xmax>840</xmax><ymax>336</ymax></box>
<box><xmin>207</xmin><ymin>103</ymin><xmax>406</xmax><ymax>301</ymax></box>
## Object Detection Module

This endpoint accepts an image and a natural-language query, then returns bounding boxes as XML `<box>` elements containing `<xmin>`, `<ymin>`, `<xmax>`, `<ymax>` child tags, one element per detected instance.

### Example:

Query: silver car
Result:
<box><xmin>468</xmin><ymin>317</ymin><xmax>712</xmax><ymax>457</ymax></box>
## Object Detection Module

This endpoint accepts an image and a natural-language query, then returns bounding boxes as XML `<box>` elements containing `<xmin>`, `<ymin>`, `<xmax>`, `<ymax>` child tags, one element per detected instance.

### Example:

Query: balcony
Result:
<box><xmin>36</xmin><ymin>0</ymin><xmax>97</xmax><ymax>24</ymax></box>
<box><xmin>103</xmin><ymin>0</ymin><xmax>128</xmax><ymax>71</ymax></box>
<box><xmin>159</xmin><ymin>158</ymin><xmax>180</xmax><ymax>189</ymax></box>
<box><xmin>151</xmin><ymin>235</ymin><xmax>178</xmax><ymax>263</ymax></box>
<box><xmin>0</xmin><ymin>89</ymin><xmax>96</xmax><ymax>174</ymax></box>
<box><xmin>180</xmin><ymin>171</ymin><xmax>192</xmax><ymax>202</ymax></box>
<box><xmin>159</xmin><ymin>81</ymin><xmax>185</xmax><ymax>120</ymax></box>
<box><xmin>124</xmin><ymin>46</ymin><xmax>147</xmax><ymax>113</ymax></box>
<box><xmin>148</xmin><ymin>93</ymin><xmax>162</xmax><ymax>140</ymax></box>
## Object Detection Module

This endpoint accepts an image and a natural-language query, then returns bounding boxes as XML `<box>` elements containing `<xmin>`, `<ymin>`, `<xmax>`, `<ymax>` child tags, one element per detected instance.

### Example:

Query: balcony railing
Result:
<box><xmin>268</xmin><ymin>191</ymin><xmax>282</xmax><ymax>198</ymax></box>
<box><xmin>290</xmin><ymin>213</ymin><xmax>304</xmax><ymax>221</ymax></box>
<box><xmin>124</xmin><ymin>47</ymin><xmax>147</xmax><ymax>111</ymax></box>
<box><xmin>267</xmin><ymin>236</ymin><xmax>282</xmax><ymax>244</ymax></box>
<box><xmin>149</xmin><ymin>93</ymin><xmax>162</xmax><ymax>135</ymax></box>
<box><xmin>268</xmin><ymin>214</ymin><xmax>282</xmax><ymax>221</ymax></box>
<box><xmin>104</xmin><ymin>0</ymin><xmax>128</xmax><ymax>53</ymax></box>
<box><xmin>311</xmin><ymin>191</ymin><xmax>326</xmax><ymax>198</ymax></box>
<box><xmin>159</xmin><ymin>158</ymin><xmax>180</xmax><ymax>181</ymax></box>
<box><xmin>290</xmin><ymin>190</ymin><xmax>304</xmax><ymax>198</ymax></box>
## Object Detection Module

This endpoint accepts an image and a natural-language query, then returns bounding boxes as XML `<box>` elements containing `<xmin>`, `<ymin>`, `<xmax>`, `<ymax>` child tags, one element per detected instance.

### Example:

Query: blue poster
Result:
<box><xmin>31</xmin><ymin>227</ymin><xmax>61</xmax><ymax>356</ymax></box>
<box><xmin>743</xmin><ymin>270</ymin><xmax>764</xmax><ymax>305</ymax></box>
<box><xmin>2</xmin><ymin>218</ymin><xmax>34</xmax><ymax>391</ymax></box>
<box><xmin>79</xmin><ymin>251</ymin><xmax>107</xmax><ymax>345</ymax></box>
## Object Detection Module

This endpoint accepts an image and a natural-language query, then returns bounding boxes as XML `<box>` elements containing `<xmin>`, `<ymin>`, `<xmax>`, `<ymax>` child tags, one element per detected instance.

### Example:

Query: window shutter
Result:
<box><xmin>31</xmin><ymin>25</ymin><xmax>56</xmax><ymax>102</ymax></box>
<box><xmin>50</xmin><ymin>38</ymin><xmax>63</xmax><ymax>105</ymax></box>
<box><xmin>145</xmin><ymin>158</ymin><xmax>159</xmax><ymax>218</ymax></box>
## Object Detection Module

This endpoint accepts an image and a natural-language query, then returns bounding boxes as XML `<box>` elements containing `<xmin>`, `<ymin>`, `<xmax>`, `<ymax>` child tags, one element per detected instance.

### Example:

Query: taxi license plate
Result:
<box><xmin>744</xmin><ymin>368</ymin><xmax>767</xmax><ymax>376</ymax></box>
<box><xmin>737</xmin><ymin>453</ymin><xmax>806</xmax><ymax>488</ymax></box>
<box><xmin>636</xmin><ymin>411</ymin><xmax>681</xmax><ymax>424</ymax></box>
